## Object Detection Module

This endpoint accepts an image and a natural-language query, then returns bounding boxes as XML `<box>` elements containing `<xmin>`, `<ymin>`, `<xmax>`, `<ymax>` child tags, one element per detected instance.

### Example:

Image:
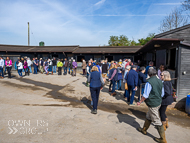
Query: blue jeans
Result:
<box><xmin>116</xmin><ymin>80</ymin><xmax>122</xmax><ymax>90</ymax></box>
<box><xmin>138</xmin><ymin>87</ymin><xmax>144</xmax><ymax>101</ymax></box>
<box><xmin>112</xmin><ymin>80</ymin><xmax>116</xmax><ymax>93</ymax></box>
<box><xmin>64</xmin><ymin>67</ymin><xmax>67</xmax><ymax>74</ymax></box>
<box><xmin>53</xmin><ymin>66</ymin><xmax>56</xmax><ymax>73</ymax></box>
<box><xmin>0</xmin><ymin>67</ymin><xmax>4</xmax><ymax>77</ymax></box>
<box><xmin>34</xmin><ymin>66</ymin><xmax>38</xmax><ymax>74</ymax></box>
<box><xmin>90</xmin><ymin>87</ymin><xmax>101</xmax><ymax>110</ymax></box>
<box><xmin>128</xmin><ymin>85</ymin><xmax>136</xmax><ymax>104</ymax></box>
<box><xmin>48</xmin><ymin>66</ymin><xmax>52</xmax><ymax>72</ymax></box>
<box><xmin>28</xmin><ymin>66</ymin><xmax>32</xmax><ymax>73</ymax></box>
<box><xmin>69</xmin><ymin>67</ymin><xmax>70</xmax><ymax>73</ymax></box>
<box><xmin>124</xmin><ymin>90</ymin><xmax>129</xmax><ymax>98</ymax></box>
<box><xmin>18</xmin><ymin>69</ymin><xmax>22</xmax><ymax>77</ymax></box>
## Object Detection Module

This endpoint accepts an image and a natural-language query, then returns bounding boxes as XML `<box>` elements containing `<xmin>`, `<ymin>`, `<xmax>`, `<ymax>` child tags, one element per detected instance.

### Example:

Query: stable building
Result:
<box><xmin>1</xmin><ymin>24</ymin><xmax>190</xmax><ymax>102</ymax></box>
<box><xmin>136</xmin><ymin>24</ymin><xmax>190</xmax><ymax>102</ymax></box>
<box><xmin>0</xmin><ymin>44</ymin><xmax>142</xmax><ymax>64</ymax></box>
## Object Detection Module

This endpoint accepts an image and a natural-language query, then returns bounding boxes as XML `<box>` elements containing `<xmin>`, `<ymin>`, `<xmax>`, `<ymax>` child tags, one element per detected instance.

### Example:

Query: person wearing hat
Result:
<box><xmin>125</xmin><ymin>65</ymin><xmax>138</xmax><ymax>105</ymax></box>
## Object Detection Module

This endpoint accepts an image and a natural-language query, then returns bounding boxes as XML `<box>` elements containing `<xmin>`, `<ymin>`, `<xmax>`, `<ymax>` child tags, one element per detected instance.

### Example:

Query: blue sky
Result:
<box><xmin>0</xmin><ymin>0</ymin><xmax>183</xmax><ymax>46</ymax></box>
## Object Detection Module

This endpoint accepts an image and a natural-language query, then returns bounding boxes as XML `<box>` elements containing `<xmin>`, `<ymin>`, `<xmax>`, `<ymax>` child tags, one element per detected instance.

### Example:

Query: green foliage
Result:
<box><xmin>108</xmin><ymin>35</ymin><xmax>139</xmax><ymax>46</ymax></box>
<box><xmin>108</xmin><ymin>33</ymin><xmax>154</xmax><ymax>46</ymax></box>
<box><xmin>138</xmin><ymin>33</ymin><xmax>155</xmax><ymax>45</ymax></box>
<box><xmin>108</xmin><ymin>35</ymin><xmax>129</xmax><ymax>46</ymax></box>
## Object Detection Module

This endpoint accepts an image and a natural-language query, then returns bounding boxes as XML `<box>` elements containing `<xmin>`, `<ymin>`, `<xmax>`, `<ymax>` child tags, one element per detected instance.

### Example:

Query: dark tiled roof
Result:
<box><xmin>0</xmin><ymin>45</ymin><xmax>78</xmax><ymax>52</ymax></box>
<box><xmin>72</xmin><ymin>46</ymin><xmax>142</xmax><ymax>53</ymax></box>
<box><xmin>155</xmin><ymin>24</ymin><xmax>190</xmax><ymax>38</ymax></box>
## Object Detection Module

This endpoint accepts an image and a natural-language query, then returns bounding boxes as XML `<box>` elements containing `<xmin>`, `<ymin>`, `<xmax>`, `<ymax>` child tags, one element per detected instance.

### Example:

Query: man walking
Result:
<box><xmin>125</xmin><ymin>65</ymin><xmax>138</xmax><ymax>105</ymax></box>
<box><xmin>0</xmin><ymin>57</ymin><xmax>4</xmax><ymax>79</ymax></box>
<box><xmin>137</xmin><ymin>68</ymin><xmax>167</xmax><ymax>143</ymax></box>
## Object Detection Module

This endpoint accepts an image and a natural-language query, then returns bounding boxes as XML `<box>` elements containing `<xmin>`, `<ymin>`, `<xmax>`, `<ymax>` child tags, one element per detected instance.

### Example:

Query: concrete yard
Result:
<box><xmin>0</xmin><ymin>72</ymin><xmax>190</xmax><ymax>143</ymax></box>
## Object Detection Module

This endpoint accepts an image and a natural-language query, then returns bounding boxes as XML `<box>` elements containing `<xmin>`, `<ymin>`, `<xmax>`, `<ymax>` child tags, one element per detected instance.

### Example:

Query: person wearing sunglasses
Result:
<box><xmin>159</xmin><ymin>71</ymin><xmax>173</xmax><ymax>131</ymax></box>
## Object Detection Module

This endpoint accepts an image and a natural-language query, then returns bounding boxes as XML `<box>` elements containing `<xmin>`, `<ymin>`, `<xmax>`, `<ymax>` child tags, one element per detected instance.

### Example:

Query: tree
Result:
<box><xmin>138</xmin><ymin>33</ymin><xmax>155</xmax><ymax>45</ymax></box>
<box><xmin>108</xmin><ymin>36</ymin><xmax>118</xmax><ymax>46</ymax></box>
<box><xmin>158</xmin><ymin>7</ymin><xmax>188</xmax><ymax>32</ymax></box>
<box><xmin>108</xmin><ymin>35</ymin><xmax>131</xmax><ymax>46</ymax></box>
<box><xmin>182</xmin><ymin>0</ymin><xmax>190</xmax><ymax>11</ymax></box>
<box><xmin>182</xmin><ymin>0</ymin><xmax>190</xmax><ymax>18</ymax></box>
<box><xmin>130</xmin><ymin>39</ymin><xmax>139</xmax><ymax>46</ymax></box>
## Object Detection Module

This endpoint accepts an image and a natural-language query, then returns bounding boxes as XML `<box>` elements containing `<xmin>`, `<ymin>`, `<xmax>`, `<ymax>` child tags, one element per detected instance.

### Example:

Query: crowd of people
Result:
<box><xmin>0</xmin><ymin>56</ymin><xmax>173</xmax><ymax>143</ymax></box>
<box><xmin>0</xmin><ymin>56</ymin><xmax>80</xmax><ymax>78</ymax></box>
<box><xmin>87</xmin><ymin>59</ymin><xmax>173</xmax><ymax>143</ymax></box>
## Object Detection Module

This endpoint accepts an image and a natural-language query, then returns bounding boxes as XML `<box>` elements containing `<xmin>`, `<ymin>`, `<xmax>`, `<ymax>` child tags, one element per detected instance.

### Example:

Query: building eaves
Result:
<box><xmin>155</xmin><ymin>24</ymin><xmax>190</xmax><ymax>38</ymax></box>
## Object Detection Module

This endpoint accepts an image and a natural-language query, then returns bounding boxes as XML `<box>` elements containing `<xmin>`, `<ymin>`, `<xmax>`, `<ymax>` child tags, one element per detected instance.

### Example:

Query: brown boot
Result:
<box><xmin>154</xmin><ymin>125</ymin><xmax>167</xmax><ymax>143</ymax></box>
<box><xmin>137</xmin><ymin>119</ymin><xmax>151</xmax><ymax>135</ymax></box>
<box><xmin>111</xmin><ymin>92</ymin><xmax>116</xmax><ymax>96</ymax></box>
<box><xmin>165</xmin><ymin>118</ymin><xmax>169</xmax><ymax>128</ymax></box>
<box><xmin>46</xmin><ymin>72</ymin><xmax>49</xmax><ymax>75</ymax></box>
<box><xmin>162</xmin><ymin>121</ymin><xmax>167</xmax><ymax>131</ymax></box>
<box><xmin>51</xmin><ymin>71</ymin><xmax>53</xmax><ymax>75</ymax></box>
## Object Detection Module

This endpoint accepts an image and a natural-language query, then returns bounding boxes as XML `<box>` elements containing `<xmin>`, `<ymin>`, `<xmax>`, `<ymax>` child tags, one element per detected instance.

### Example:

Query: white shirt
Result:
<box><xmin>27</xmin><ymin>60</ymin><xmax>32</xmax><ymax>66</ymax></box>
<box><xmin>49</xmin><ymin>60</ymin><xmax>52</xmax><ymax>66</ymax></box>
<box><xmin>121</xmin><ymin>61</ymin><xmax>127</xmax><ymax>68</ymax></box>
<box><xmin>0</xmin><ymin>59</ymin><xmax>4</xmax><ymax>68</ymax></box>
<box><xmin>17</xmin><ymin>62</ymin><xmax>23</xmax><ymax>69</ymax></box>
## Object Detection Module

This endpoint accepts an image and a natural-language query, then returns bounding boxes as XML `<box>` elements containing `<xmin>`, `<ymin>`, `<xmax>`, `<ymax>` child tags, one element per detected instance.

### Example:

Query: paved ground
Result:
<box><xmin>0</xmin><ymin>72</ymin><xmax>190</xmax><ymax>143</ymax></box>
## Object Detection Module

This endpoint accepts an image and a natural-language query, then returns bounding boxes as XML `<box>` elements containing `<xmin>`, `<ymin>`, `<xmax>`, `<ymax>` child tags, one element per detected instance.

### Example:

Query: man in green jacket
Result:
<box><xmin>137</xmin><ymin>68</ymin><xmax>167</xmax><ymax>143</ymax></box>
<box><xmin>57</xmin><ymin>59</ymin><xmax>63</xmax><ymax>75</ymax></box>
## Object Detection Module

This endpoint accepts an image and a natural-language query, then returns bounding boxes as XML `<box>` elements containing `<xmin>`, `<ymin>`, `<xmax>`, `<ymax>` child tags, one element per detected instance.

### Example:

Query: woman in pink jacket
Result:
<box><xmin>5</xmin><ymin>57</ymin><xmax>12</xmax><ymax>78</ymax></box>
<box><xmin>24</xmin><ymin>59</ymin><xmax>29</xmax><ymax>76</ymax></box>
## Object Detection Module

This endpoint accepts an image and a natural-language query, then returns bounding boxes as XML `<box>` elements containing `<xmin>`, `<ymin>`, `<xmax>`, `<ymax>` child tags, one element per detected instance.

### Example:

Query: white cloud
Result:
<box><xmin>81</xmin><ymin>14</ymin><xmax>167</xmax><ymax>17</ymax></box>
<box><xmin>153</xmin><ymin>3</ymin><xmax>181</xmax><ymax>5</ymax></box>
<box><xmin>94</xmin><ymin>0</ymin><xmax>106</xmax><ymax>6</ymax></box>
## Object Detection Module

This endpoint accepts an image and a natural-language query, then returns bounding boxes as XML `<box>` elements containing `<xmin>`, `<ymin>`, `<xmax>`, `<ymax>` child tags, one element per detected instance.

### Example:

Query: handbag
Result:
<box><xmin>125</xmin><ymin>72</ymin><xmax>129</xmax><ymax>90</ymax></box>
<box><xmin>125</xmin><ymin>82</ymin><xmax>128</xmax><ymax>90</ymax></box>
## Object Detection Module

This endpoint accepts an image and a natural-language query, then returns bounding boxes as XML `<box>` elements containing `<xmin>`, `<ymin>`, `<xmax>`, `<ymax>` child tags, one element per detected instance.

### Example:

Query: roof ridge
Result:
<box><xmin>155</xmin><ymin>24</ymin><xmax>190</xmax><ymax>38</ymax></box>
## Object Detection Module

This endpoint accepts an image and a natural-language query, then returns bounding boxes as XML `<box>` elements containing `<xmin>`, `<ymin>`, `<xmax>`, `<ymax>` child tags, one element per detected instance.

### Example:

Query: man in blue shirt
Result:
<box><xmin>125</xmin><ymin>65</ymin><xmax>138</xmax><ymax>105</ymax></box>
<box><xmin>137</xmin><ymin>68</ymin><xmax>167</xmax><ymax>143</ymax></box>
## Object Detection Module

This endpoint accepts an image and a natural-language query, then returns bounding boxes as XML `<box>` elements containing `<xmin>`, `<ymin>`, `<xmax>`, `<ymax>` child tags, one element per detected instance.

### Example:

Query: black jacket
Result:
<box><xmin>161</xmin><ymin>81</ymin><xmax>173</xmax><ymax>105</ymax></box>
<box><xmin>52</xmin><ymin>59</ymin><xmax>57</xmax><ymax>66</ymax></box>
<box><xmin>138</xmin><ymin>72</ymin><xmax>146</xmax><ymax>88</ymax></box>
<box><xmin>102</xmin><ymin>64</ymin><xmax>108</xmax><ymax>73</ymax></box>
